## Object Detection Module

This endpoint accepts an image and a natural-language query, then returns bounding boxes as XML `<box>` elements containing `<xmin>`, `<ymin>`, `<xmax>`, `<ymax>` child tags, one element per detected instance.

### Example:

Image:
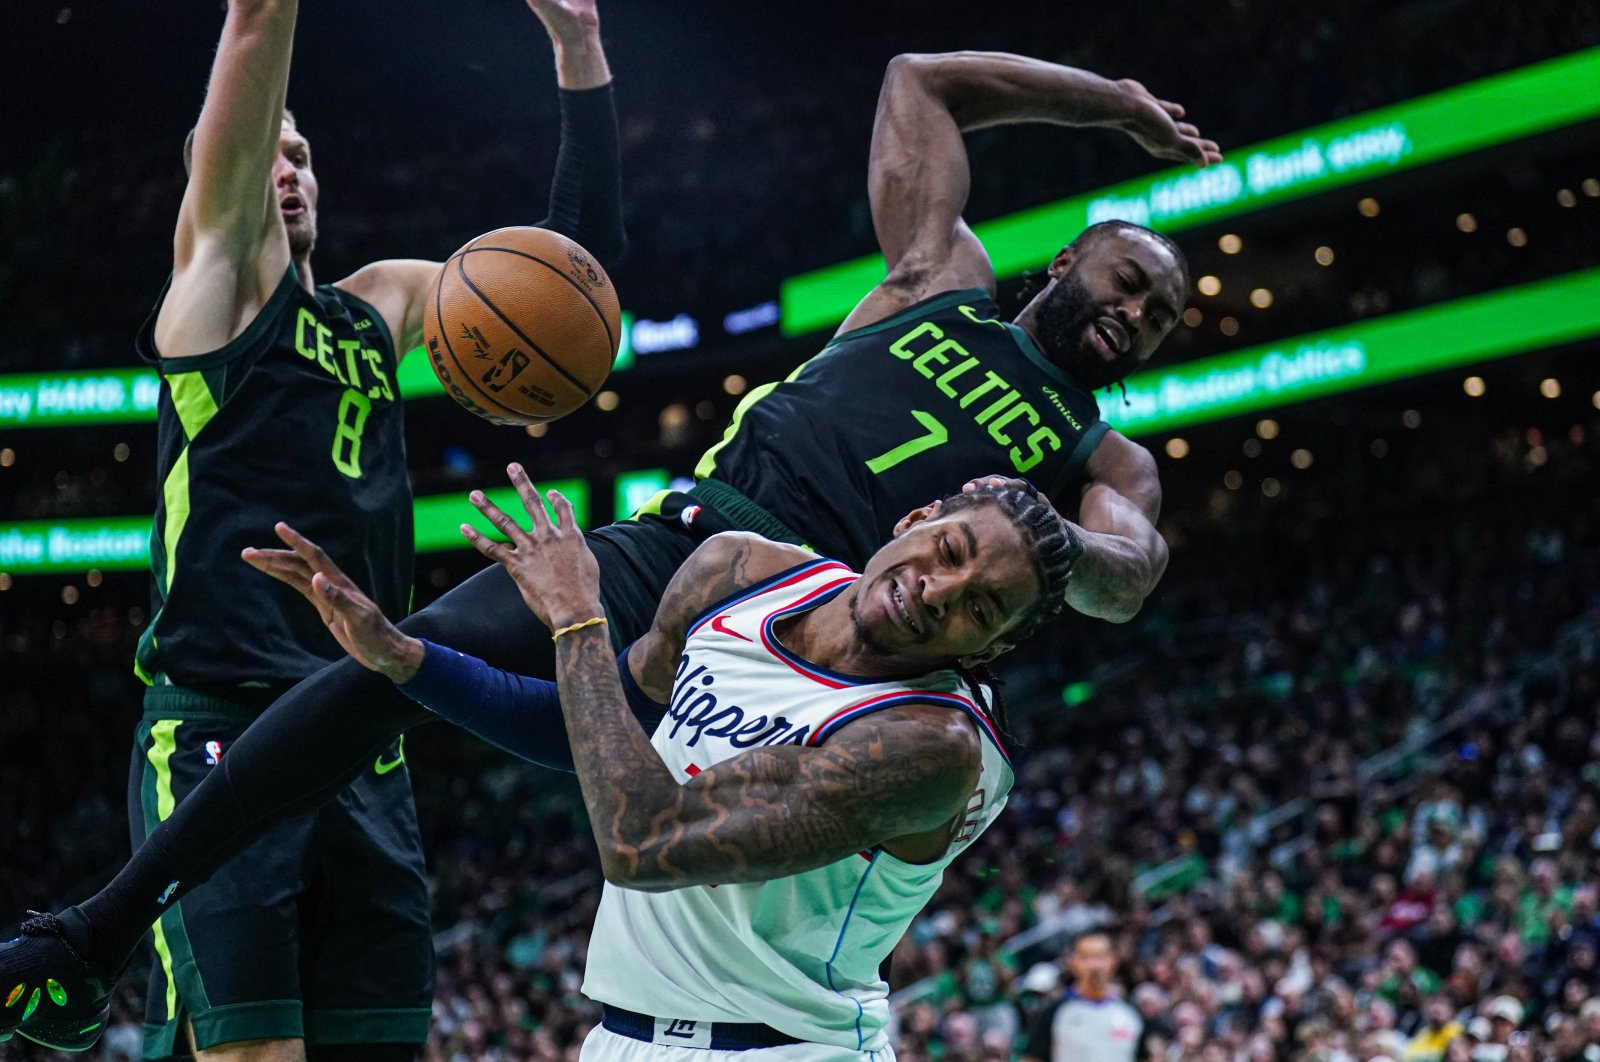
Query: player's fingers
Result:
<box><xmin>507</xmin><ymin>463</ymin><xmax>548</xmax><ymax>531</ymax></box>
<box><xmin>470</xmin><ymin>490</ymin><xmax>530</xmax><ymax>545</ymax></box>
<box><xmin>548</xmin><ymin>489</ymin><xmax>577</xmax><ymax>532</ymax></box>
<box><xmin>242</xmin><ymin>551</ymin><xmax>314</xmax><ymax>594</ymax></box>
<box><xmin>277</xmin><ymin>522</ymin><xmax>340</xmax><ymax>575</ymax></box>
<box><xmin>311</xmin><ymin>572</ymin><xmax>359</xmax><ymax>612</ymax></box>
<box><xmin>241</xmin><ymin>548</ymin><xmax>311</xmax><ymax>580</ymax></box>
<box><xmin>1177</xmin><ymin>122</ymin><xmax>1200</xmax><ymax>138</ymax></box>
<box><xmin>1160</xmin><ymin>99</ymin><xmax>1186</xmax><ymax>118</ymax></box>
<box><xmin>461</xmin><ymin>522</ymin><xmax>510</xmax><ymax>565</ymax></box>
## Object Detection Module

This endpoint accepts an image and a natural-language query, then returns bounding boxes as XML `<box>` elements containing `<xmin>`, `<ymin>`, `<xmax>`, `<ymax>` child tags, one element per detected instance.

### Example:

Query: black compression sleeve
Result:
<box><xmin>538</xmin><ymin>83</ymin><xmax>627</xmax><ymax>267</ymax></box>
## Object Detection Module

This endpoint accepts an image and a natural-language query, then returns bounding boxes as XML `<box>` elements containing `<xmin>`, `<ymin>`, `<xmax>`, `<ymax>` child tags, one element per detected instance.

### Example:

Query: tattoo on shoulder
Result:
<box><xmin>663</xmin><ymin>537</ymin><xmax>770</xmax><ymax>631</ymax></box>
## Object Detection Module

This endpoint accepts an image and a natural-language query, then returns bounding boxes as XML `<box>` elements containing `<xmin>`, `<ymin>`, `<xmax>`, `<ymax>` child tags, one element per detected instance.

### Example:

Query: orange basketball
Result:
<box><xmin>423</xmin><ymin>227</ymin><xmax>622</xmax><ymax>426</ymax></box>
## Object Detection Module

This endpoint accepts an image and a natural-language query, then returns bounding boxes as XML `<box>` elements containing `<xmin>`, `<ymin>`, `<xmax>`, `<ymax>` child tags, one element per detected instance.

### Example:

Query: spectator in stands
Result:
<box><xmin>1407</xmin><ymin>994</ymin><xmax>1466</xmax><ymax>1061</ymax></box>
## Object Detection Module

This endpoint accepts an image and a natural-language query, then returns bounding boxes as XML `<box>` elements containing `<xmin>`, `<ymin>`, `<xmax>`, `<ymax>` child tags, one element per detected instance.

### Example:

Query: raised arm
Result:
<box><xmin>154</xmin><ymin>0</ymin><xmax>298</xmax><ymax>359</ymax></box>
<box><xmin>463</xmin><ymin>469</ymin><xmax>981</xmax><ymax>890</ymax></box>
<box><xmin>838</xmin><ymin>51</ymin><xmax>1220</xmax><ymax>335</ymax></box>
<box><xmin>337</xmin><ymin>0</ymin><xmax>626</xmax><ymax>356</ymax></box>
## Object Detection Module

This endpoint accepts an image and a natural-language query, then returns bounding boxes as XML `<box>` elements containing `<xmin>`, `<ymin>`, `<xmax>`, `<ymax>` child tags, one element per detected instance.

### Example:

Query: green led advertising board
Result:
<box><xmin>1</xmin><ymin>316</ymin><xmax>636</xmax><ymax>429</ymax></box>
<box><xmin>8</xmin><ymin>269</ymin><xmax>1598</xmax><ymax>575</ymax></box>
<box><xmin>613</xmin><ymin>468</ymin><xmax>672</xmax><ymax>519</ymax></box>
<box><xmin>0</xmin><ymin>369</ymin><xmax>163</xmax><ymax>427</ymax></box>
<box><xmin>0</xmin><ymin>481</ymin><xmax>590</xmax><ymax>575</ymax></box>
<box><xmin>780</xmin><ymin>47</ymin><xmax>1600</xmax><ymax>336</ymax></box>
<box><xmin>0</xmin><ymin>517</ymin><xmax>153</xmax><ymax>573</ymax></box>
<box><xmin>412</xmin><ymin>478</ymin><xmax>590</xmax><ymax>554</ymax></box>
<box><xmin>1104</xmin><ymin>268</ymin><xmax>1600</xmax><ymax>438</ymax></box>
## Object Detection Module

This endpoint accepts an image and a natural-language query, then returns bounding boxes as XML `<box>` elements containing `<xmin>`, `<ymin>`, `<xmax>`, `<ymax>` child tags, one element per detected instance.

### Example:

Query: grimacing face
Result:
<box><xmin>273</xmin><ymin>119</ymin><xmax>319</xmax><ymax>258</ymax></box>
<box><xmin>847</xmin><ymin>501</ymin><xmax>1041</xmax><ymax>672</ymax></box>
<box><xmin>1024</xmin><ymin>228</ymin><xmax>1186</xmax><ymax>390</ymax></box>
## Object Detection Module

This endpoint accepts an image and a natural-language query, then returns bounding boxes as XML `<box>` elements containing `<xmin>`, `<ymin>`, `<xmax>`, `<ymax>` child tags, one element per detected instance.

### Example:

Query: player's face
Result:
<box><xmin>848</xmin><ymin>503</ymin><xmax>1040</xmax><ymax>670</ymax></box>
<box><xmin>273</xmin><ymin>121</ymin><xmax>318</xmax><ymax>258</ymax></box>
<box><xmin>1032</xmin><ymin>230</ymin><xmax>1185</xmax><ymax>390</ymax></box>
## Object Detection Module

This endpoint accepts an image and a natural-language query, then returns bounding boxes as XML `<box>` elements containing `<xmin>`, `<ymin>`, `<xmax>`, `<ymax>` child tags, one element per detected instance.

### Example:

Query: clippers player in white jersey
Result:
<box><xmin>244</xmin><ymin>465</ymin><xmax>1080</xmax><ymax>1060</ymax></box>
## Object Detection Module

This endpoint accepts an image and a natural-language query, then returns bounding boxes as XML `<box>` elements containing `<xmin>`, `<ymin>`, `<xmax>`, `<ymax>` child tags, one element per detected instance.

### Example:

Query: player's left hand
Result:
<box><xmin>464</xmin><ymin>463</ymin><xmax>603</xmax><ymax>632</ymax></box>
<box><xmin>1115</xmin><ymin>79</ymin><xmax>1222</xmax><ymax>168</ymax></box>
<box><xmin>243</xmin><ymin>524</ymin><xmax>425</xmax><ymax>683</ymax></box>
<box><xmin>524</xmin><ymin>0</ymin><xmax>600</xmax><ymax>45</ymax></box>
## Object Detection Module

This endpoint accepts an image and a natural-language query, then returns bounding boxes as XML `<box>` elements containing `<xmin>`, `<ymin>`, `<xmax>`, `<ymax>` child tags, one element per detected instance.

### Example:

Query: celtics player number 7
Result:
<box><xmin>865</xmin><ymin>409</ymin><xmax>949</xmax><ymax>474</ymax></box>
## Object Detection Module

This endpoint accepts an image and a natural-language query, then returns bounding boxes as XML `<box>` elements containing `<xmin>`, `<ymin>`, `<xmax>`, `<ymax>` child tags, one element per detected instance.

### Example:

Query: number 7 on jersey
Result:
<box><xmin>865</xmin><ymin>410</ymin><xmax>948</xmax><ymax>475</ymax></box>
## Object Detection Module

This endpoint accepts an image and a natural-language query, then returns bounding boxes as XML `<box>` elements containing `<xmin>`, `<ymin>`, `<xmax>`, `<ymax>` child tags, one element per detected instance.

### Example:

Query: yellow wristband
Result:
<box><xmin>551</xmin><ymin>616</ymin><xmax>608</xmax><ymax>641</ymax></box>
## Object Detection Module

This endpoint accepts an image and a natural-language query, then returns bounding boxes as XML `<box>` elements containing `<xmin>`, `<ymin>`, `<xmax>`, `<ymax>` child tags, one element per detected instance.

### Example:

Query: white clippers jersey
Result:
<box><xmin>583</xmin><ymin>559</ymin><xmax>1014</xmax><ymax>1053</ymax></box>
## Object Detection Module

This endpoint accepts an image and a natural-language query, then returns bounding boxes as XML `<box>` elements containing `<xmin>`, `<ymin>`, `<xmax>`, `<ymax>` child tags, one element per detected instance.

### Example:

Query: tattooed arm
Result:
<box><xmin>464</xmin><ymin>464</ymin><xmax>983</xmax><ymax>890</ymax></box>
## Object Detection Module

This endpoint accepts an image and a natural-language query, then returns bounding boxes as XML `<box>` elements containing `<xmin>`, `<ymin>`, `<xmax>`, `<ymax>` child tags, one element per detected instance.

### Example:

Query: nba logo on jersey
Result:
<box><xmin>204</xmin><ymin>740</ymin><xmax>224</xmax><ymax>766</ymax></box>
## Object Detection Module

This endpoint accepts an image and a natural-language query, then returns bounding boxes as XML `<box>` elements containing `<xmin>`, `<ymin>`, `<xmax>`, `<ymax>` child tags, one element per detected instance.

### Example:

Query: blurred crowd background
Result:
<box><xmin>3</xmin><ymin>0</ymin><xmax>1600</xmax><ymax>1060</ymax></box>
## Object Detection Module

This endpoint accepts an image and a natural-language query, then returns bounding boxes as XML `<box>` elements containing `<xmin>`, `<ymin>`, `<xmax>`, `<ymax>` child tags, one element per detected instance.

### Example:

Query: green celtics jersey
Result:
<box><xmin>133</xmin><ymin>264</ymin><xmax>413</xmax><ymax>688</ymax></box>
<box><xmin>695</xmin><ymin>288</ymin><xmax>1109</xmax><ymax>568</ymax></box>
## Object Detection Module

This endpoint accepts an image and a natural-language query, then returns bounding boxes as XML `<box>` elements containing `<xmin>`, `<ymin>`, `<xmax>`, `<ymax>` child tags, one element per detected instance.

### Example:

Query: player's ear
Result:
<box><xmin>892</xmin><ymin>499</ymin><xmax>942</xmax><ymax>537</ymax></box>
<box><xmin>1047</xmin><ymin>243</ymin><xmax>1077</xmax><ymax>279</ymax></box>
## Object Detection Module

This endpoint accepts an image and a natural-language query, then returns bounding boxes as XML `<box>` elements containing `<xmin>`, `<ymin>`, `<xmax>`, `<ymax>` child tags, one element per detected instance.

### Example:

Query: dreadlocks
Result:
<box><xmin>936</xmin><ymin>483</ymin><xmax>1079</xmax><ymax>737</ymax></box>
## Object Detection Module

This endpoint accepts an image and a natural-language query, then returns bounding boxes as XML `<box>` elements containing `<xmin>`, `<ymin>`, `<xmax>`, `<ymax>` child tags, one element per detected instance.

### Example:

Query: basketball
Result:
<box><xmin>423</xmin><ymin>226</ymin><xmax>622</xmax><ymax>426</ymax></box>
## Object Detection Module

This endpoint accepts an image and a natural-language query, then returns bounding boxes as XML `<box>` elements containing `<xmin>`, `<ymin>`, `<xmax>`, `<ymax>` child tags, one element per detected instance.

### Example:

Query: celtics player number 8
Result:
<box><xmin>332</xmin><ymin>389</ymin><xmax>372</xmax><ymax>478</ymax></box>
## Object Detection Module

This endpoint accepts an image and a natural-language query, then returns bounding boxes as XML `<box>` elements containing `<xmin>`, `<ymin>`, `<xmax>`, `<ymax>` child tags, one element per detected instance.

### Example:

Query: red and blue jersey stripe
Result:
<box><xmin>686</xmin><ymin>558</ymin><xmax>853</xmax><ymax>639</ymax></box>
<box><xmin>807</xmin><ymin>689</ymin><xmax>1010</xmax><ymax>766</ymax></box>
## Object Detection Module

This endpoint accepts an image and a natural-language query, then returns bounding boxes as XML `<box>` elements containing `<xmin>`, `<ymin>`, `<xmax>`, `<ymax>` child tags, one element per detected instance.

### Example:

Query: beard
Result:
<box><xmin>1031</xmin><ymin>269</ymin><xmax>1126</xmax><ymax>392</ymax></box>
<box><xmin>286</xmin><ymin>214</ymin><xmax>317</xmax><ymax>259</ymax></box>
<box><xmin>847</xmin><ymin>585</ymin><xmax>894</xmax><ymax>656</ymax></box>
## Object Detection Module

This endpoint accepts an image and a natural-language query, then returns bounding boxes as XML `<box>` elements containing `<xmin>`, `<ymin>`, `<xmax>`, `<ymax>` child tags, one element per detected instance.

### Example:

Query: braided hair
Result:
<box><xmin>935</xmin><ymin>483</ymin><xmax>1079</xmax><ymax>737</ymax></box>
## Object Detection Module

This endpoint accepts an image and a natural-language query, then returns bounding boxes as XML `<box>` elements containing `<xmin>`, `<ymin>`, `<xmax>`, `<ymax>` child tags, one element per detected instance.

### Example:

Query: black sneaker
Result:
<box><xmin>0</xmin><ymin>912</ymin><xmax>121</xmax><ymax>1053</ymax></box>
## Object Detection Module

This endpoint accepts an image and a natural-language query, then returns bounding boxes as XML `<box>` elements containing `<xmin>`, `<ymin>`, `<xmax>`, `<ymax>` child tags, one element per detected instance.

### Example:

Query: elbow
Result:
<box><xmin>596</xmin><ymin>841</ymin><xmax>639</xmax><ymax>888</ymax></box>
<box><xmin>596</xmin><ymin>842</ymin><xmax>684</xmax><ymax>893</ymax></box>
<box><xmin>884</xmin><ymin>53</ymin><xmax>942</xmax><ymax>97</ymax></box>
<box><xmin>1104</xmin><ymin>550</ymin><xmax>1166</xmax><ymax>623</ymax></box>
<box><xmin>1102</xmin><ymin>599</ymin><xmax>1143</xmax><ymax>624</ymax></box>
<box><xmin>885</xmin><ymin>53</ymin><xmax>930</xmax><ymax>79</ymax></box>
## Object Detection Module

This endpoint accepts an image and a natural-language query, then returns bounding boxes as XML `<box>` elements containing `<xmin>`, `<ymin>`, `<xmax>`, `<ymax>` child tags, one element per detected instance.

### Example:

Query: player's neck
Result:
<box><xmin>295</xmin><ymin>254</ymin><xmax>316</xmax><ymax>291</ymax></box>
<box><xmin>1010</xmin><ymin>308</ymin><xmax>1044</xmax><ymax>350</ymax></box>
<box><xmin>784</xmin><ymin>596</ymin><xmax>933</xmax><ymax>680</ymax></box>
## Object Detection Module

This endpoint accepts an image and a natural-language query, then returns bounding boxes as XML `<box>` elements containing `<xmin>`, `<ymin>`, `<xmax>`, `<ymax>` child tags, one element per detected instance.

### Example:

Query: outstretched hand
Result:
<box><xmin>462</xmin><ymin>463</ymin><xmax>604</xmax><ymax>633</ymax></box>
<box><xmin>1116</xmin><ymin>79</ymin><xmax>1223</xmax><ymax>168</ymax></box>
<box><xmin>242</xmin><ymin>524</ymin><xmax>424</xmax><ymax>683</ymax></box>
